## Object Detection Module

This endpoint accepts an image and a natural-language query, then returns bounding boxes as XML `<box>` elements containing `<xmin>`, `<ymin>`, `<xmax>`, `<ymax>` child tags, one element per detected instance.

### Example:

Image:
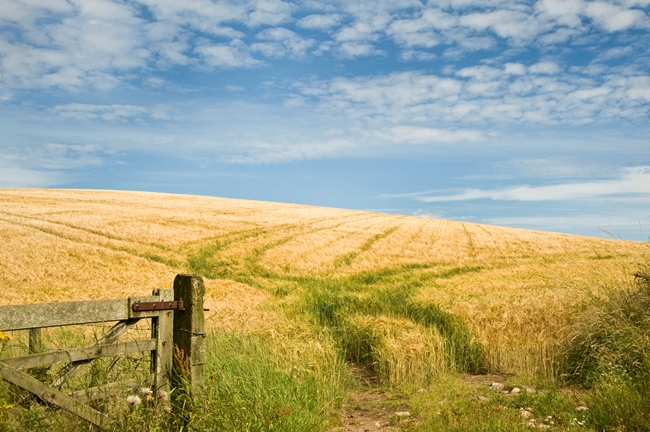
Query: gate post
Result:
<box><xmin>172</xmin><ymin>274</ymin><xmax>206</xmax><ymax>393</ymax></box>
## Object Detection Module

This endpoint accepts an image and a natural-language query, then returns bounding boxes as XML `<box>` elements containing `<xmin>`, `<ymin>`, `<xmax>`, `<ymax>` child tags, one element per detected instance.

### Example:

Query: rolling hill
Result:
<box><xmin>1</xmin><ymin>189</ymin><xmax>648</xmax><ymax>430</ymax></box>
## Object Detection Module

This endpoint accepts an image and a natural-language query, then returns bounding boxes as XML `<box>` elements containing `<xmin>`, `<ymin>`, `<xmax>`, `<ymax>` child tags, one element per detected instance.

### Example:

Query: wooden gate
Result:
<box><xmin>0</xmin><ymin>274</ymin><xmax>205</xmax><ymax>429</ymax></box>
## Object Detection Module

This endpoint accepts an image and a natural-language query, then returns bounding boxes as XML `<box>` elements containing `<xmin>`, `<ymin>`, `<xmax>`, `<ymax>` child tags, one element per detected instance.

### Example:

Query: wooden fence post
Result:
<box><xmin>172</xmin><ymin>274</ymin><xmax>206</xmax><ymax>393</ymax></box>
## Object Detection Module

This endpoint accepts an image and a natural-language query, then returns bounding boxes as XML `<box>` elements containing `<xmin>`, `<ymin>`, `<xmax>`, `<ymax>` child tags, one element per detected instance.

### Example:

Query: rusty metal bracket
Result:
<box><xmin>131</xmin><ymin>300</ymin><xmax>184</xmax><ymax>312</ymax></box>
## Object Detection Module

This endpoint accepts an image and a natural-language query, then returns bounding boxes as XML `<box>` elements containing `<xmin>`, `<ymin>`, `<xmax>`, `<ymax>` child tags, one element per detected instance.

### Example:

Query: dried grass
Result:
<box><xmin>1</xmin><ymin>188</ymin><xmax>648</xmax><ymax>381</ymax></box>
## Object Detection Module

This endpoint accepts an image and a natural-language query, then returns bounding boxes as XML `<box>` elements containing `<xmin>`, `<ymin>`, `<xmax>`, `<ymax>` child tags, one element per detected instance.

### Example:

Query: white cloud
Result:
<box><xmin>0</xmin><ymin>0</ymin><xmax>72</xmax><ymax>25</ymax></box>
<box><xmin>595</xmin><ymin>45</ymin><xmax>634</xmax><ymax>61</ymax></box>
<box><xmin>404</xmin><ymin>166</ymin><xmax>650</xmax><ymax>202</ymax></box>
<box><xmin>337</xmin><ymin>42</ymin><xmax>378</xmax><ymax>58</ymax></box>
<box><xmin>0</xmin><ymin>0</ymin><xmax>294</xmax><ymax>91</ymax></box>
<box><xmin>488</xmin><ymin>158</ymin><xmax>610</xmax><ymax>179</ymax></box>
<box><xmin>0</xmin><ymin>140</ymin><xmax>110</xmax><ymax>183</ymax></box>
<box><xmin>536</xmin><ymin>0</ymin><xmax>586</xmax><ymax>28</ymax></box>
<box><xmin>220</xmin><ymin>138</ymin><xmax>358</xmax><ymax>164</ymax></box>
<box><xmin>37</xmin><ymin>143</ymin><xmax>107</xmax><ymax>168</ymax></box>
<box><xmin>331</xmin><ymin>6</ymin><xmax>393</xmax><ymax>56</ymax></box>
<box><xmin>195</xmin><ymin>40</ymin><xmax>262</xmax><ymax>68</ymax></box>
<box><xmin>48</xmin><ymin>103</ymin><xmax>173</xmax><ymax>122</ymax></box>
<box><xmin>0</xmin><ymin>0</ymin><xmax>148</xmax><ymax>90</ymax></box>
<box><xmin>460</xmin><ymin>9</ymin><xmax>547</xmax><ymax>43</ymax></box>
<box><xmin>504</xmin><ymin>62</ymin><xmax>526</xmax><ymax>75</ymax></box>
<box><xmin>529</xmin><ymin>61</ymin><xmax>561</xmax><ymax>74</ymax></box>
<box><xmin>297</xmin><ymin>64</ymin><xmax>650</xmax><ymax>126</ymax></box>
<box><xmin>335</xmin><ymin>22</ymin><xmax>380</xmax><ymax>42</ymax></box>
<box><xmin>0</xmin><ymin>166</ymin><xmax>64</xmax><ymax>188</ymax></box>
<box><xmin>381</xmin><ymin>126</ymin><xmax>484</xmax><ymax>144</ymax></box>
<box><xmin>252</xmin><ymin>28</ymin><xmax>314</xmax><ymax>58</ymax></box>
<box><xmin>386</xmin><ymin>8</ymin><xmax>457</xmax><ymax>48</ymax></box>
<box><xmin>297</xmin><ymin>14</ymin><xmax>341</xmax><ymax>29</ymax></box>
<box><xmin>2</xmin><ymin>0</ymin><xmax>649</xmax><ymax>93</ymax></box>
<box><xmin>400</xmin><ymin>50</ymin><xmax>436</xmax><ymax>61</ymax></box>
<box><xmin>585</xmin><ymin>1</ymin><xmax>648</xmax><ymax>31</ymax></box>
<box><xmin>226</xmin><ymin>84</ymin><xmax>245</xmax><ymax>92</ymax></box>
<box><xmin>136</xmin><ymin>0</ymin><xmax>247</xmax><ymax>34</ymax></box>
<box><xmin>247</xmin><ymin>0</ymin><xmax>293</xmax><ymax>27</ymax></box>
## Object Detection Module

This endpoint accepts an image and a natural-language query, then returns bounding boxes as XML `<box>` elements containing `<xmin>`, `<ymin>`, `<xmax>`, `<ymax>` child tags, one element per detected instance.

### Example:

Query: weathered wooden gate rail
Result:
<box><xmin>0</xmin><ymin>274</ymin><xmax>205</xmax><ymax>429</ymax></box>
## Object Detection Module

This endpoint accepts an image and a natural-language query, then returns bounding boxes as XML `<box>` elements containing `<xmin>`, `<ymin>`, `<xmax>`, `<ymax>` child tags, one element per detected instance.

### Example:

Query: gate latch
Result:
<box><xmin>132</xmin><ymin>300</ymin><xmax>185</xmax><ymax>312</ymax></box>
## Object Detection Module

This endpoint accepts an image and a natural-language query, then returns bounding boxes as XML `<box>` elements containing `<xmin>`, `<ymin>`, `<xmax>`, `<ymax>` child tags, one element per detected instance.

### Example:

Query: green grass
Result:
<box><xmin>333</xmin><ymin>227</ymin><xmax>399</xmax><ymax>268</ymax></box>
<box><xmin>187</xmin><ymin>233</ymin><xmax>487</xmax><ymax>381</ymax></box>
<box><xmin>562</xmin><ymin>263</ymin><xmax>650</xmax><ymax>431</ymax></box>
<box><xmin>191</xmin><ymin>332</ymin><xmax>344</xmax><ymax>431</ymax></box>
<box><xmin>110</xmin><ymin>331</ymin><xmax>345</xmax><ymax>431</ymax></box>
<box><xmin>405</xmin><ymin>374</ymin><xmax>590</xmax><ymax>432</ymax></box>
<box><xmin>1</xmin><ymin>331</ymin><xmax>345</xmax><ymax>432</ymax></box>
<box><xmin>3</xmin><ymin>220</ymin><xmax>648</xmax><ymax>431</ymax></box>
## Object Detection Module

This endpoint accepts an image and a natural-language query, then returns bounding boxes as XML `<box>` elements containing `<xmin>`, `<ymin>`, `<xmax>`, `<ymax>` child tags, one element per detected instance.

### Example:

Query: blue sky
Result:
<box><xmin>1</xmin><ymin>0</ymin><xmax>649</xmax><ymax>240</ymax></box>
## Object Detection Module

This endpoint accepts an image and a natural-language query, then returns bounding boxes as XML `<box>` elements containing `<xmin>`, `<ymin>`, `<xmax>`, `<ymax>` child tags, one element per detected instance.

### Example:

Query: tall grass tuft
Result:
<box><xmin>563</xmin><ymin>262</ymin><xmax>650</xmax><ymax>430</ymax></box>
<box><xmin>191</xmin><ymin>332</ymin><xmax>344</xmax><ymax>431</ymax></box>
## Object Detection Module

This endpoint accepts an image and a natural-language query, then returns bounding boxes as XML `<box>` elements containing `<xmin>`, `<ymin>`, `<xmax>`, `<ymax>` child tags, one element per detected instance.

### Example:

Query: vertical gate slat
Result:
<box><xmin>151</xmin><ymin>289</ymin><xmax>174</xmax><ymax>394</ymax></box>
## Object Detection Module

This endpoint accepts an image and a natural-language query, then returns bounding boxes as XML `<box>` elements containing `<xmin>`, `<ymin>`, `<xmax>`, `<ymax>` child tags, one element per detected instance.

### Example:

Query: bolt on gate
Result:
<box><xmin>0</xmin><ymin>274</ymin><xmax>206</xmax><ymax>429</ymax></box>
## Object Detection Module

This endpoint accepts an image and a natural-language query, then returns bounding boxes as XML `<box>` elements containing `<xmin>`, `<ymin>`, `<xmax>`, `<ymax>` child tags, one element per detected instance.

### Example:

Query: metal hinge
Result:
<box><xmin>131</xmin><ymin>300</ymin><xmax>185</xmax><ymax>312</ymax></box>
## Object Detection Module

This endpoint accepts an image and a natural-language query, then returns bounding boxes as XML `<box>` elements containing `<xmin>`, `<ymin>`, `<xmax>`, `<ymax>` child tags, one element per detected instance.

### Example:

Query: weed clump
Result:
<box><xmin>563</xmin><ymin>263</ymin><xmax>650</xmax><ymax>430</ymax></box>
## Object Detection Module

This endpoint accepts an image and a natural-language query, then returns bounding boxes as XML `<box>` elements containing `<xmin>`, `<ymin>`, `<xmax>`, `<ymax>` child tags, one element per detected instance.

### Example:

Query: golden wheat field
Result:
<box><xmin>1</xmin><ymin>188</ymin><xmax>648</xmax><ymax>380</ymax></box>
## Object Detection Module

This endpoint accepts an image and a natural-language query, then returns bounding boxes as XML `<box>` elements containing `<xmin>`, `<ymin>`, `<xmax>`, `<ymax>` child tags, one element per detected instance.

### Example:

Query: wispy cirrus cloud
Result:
<box><xmin>389</xmin><ymin>166</ymin><xmax>650</xmax><ymax>202</ymax></box>
<box><xmin>0</xmin><ymin>141</ymin><xmax>111</xmax><ymax>187</ymax></box>
<box><xmin>0</xmin><ymin>165</ymin><xmax>64</xmax><ymax>188</ymax></box>
<box><xmin>380</xmin><ymin>126</ymin><xmax>485</xmax><ymax>143</ymax></box>
<box><xmin>48</xmin><ymin>103</ymin><xmax>173</xmax><ymax>122</ymax></box>
<box><xmin>469</xmin><ymin>158</ymin><xmax>611</xmax><ymax>180</ymax></box>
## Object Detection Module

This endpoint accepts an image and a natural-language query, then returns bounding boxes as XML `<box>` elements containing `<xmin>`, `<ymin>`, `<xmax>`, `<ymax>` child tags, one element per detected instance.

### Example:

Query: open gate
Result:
<box><xmin>0</xmin><ymin>274</ymin><xmax>206</xmax><ymax>429</ymax></box>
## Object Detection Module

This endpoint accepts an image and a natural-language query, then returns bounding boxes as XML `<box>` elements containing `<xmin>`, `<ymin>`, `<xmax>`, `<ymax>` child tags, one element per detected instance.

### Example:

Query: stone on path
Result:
<box><xmin>490</xmin><ymin>382</ymin><xmax>504</xmax><ymax>391</ymax></box>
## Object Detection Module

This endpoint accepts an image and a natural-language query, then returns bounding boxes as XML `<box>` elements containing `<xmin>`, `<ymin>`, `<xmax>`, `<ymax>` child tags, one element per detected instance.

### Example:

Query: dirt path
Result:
<box><xmin>329</xmin><ymin>365</ymin><xmax>411</xmax><ymax>432</ymax></box>
<box><xmin>328</xmin><ymin>366</ymin><xmax>517</xmax><ymax>432</ymax></box>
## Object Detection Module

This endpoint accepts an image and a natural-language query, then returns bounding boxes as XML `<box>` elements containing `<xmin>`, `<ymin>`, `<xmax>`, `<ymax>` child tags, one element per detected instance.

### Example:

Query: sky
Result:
<box><xmin>1</xmin><ymin>0</ymin><xmax>649</xmax><ymax>240</ymax></box>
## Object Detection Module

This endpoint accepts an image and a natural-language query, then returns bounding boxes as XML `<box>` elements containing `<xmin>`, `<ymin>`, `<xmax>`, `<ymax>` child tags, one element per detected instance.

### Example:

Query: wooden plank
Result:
<box><xmin>0</xmin><ymin>296</ymin><xmax>158</xmax><ymax>331</ymax></box>
<box><xmin>151</xmin><ymin>289</ymin><xmax>174</xmax><ymax>393</ymax></box>
<box><xmin>52</xmin><ymin>318</ymin><xmax>140</xmax><ymax>388</ymax></box>
<box><xmin>70</xmin><ymin>375</ymin><xmax>154</xmax><ymax>404</ymax></box>
<box><xmin>2</xmin><ymin>339</ymin><xmax>156</xmax><ymax>370</ymax></box>
<box><xmin>0</xmin><ymin>362</ymin><xmax>108</xmax><ymax>428</ymax></box>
